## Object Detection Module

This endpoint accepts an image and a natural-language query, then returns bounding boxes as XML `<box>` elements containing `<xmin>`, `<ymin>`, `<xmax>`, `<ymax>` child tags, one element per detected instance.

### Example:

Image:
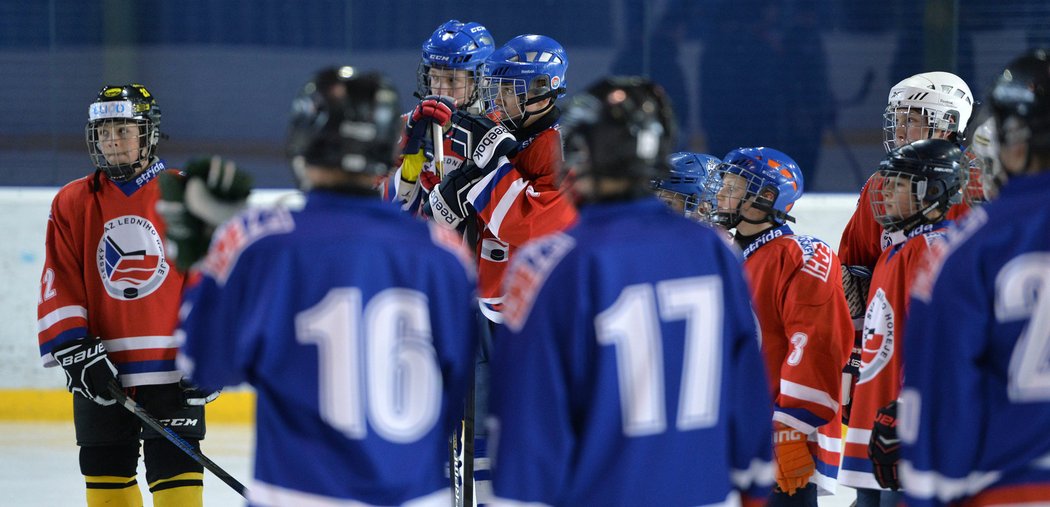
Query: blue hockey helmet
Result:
<box><xmin>480</xmin><ymin>34</ymin><xmax>568</xmax><ymax>130</ymax></box>
<box><xmin>654</xmin><ymin>152</ymin><xmax>721</xmax><ymax>222</ymax></box>
<box><xmin>713</xmin><ymin>147</ymin><xmax>804</xmax><ymax>228</ymax></box>
<box><xmin>416</xmin><ymin>20</ymin><xmax>495</xmax><ymax>107</ymax></box>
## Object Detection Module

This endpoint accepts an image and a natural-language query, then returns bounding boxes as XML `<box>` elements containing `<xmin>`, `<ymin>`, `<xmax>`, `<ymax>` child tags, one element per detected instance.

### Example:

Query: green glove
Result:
<box><xmin>158</xmin><ymin>156</ymin><xmax>253</xmax><ymax>272</ymax></box>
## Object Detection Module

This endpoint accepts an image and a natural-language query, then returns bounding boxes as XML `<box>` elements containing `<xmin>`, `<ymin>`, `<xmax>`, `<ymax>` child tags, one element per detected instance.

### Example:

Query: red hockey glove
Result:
<box><xmin>773</xmin><ymin>422</ymin><xmax>815</xmax><ymax>495</ymax></box>
<box><xmin>52</xmin><ymin>337</ymin><xmax>120</xmax><ymax>407</ymax></box>
<box><xmin>869</xmin><ymin>400</ymin><xmax>901</xmax><ymax>490</ymax></box>
<box><xmin>404</xmin><ymin>95</ymin><xmax>455</xmax><ymax>155</ymax></box>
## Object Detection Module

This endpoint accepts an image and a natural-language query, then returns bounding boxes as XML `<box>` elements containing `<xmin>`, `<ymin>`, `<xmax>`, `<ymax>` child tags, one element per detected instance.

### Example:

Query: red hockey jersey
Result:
<box><xmin>464</xmin><ymin>121</ymin><xmax>577</xmax><ymax>322</ymax></box>
<box><xmin>838</xmin><ymin>175</ymin><xmax>970</xmax><ymax>269</ymax></box>
<box><xmin>838</xmin><ymin>222</ymin><xmax>951</xmax><ymax>490</ymax></box>
<box><xmin>37</xmin><ymin>161</ymin><xmax>188</xmax><ymax>387</ymax></box>
<box><xmin>740</xmin><ymin>225</ymin><xmax>854</xmax><ymax>494</ymax></box>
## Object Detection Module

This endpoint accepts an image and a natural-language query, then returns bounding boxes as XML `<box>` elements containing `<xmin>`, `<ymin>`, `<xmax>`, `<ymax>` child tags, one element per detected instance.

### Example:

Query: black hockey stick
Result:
<box><xmin>107</xmin><ymin>382</ymin><xmax>248</xmax><ymax>498</ymax></box>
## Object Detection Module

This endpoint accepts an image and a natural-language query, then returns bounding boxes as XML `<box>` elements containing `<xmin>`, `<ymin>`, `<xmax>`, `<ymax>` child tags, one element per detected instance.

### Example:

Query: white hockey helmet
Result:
<box><xmin>883</xmin><ymin>71</ymin><xmax>974</xmax><ymax>152</ymax></box>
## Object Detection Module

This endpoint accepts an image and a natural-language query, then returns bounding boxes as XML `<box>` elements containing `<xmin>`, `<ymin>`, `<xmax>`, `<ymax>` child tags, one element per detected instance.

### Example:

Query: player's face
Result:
<box><xmin>427</xmin><ymin>67</ymin><xmax>475</xmax><ymax>107</ymax></box>
<box><xmin>96</xmin><ymin>120</ymin><xmax>143</xmax><ymax>166</ymax></box>
<box><xmin>876</xmin><ymin>175</ymin><xmax>916</xmax><ymax>219</ymax></box>
<box><xmin>891</xmin><ymin>108</ymin><xmax>951</xmax><ymax>149</ymax></box>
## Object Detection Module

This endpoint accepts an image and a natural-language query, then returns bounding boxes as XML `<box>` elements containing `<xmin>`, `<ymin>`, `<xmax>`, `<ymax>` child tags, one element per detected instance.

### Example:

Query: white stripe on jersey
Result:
<box><xmin>780</xmin><ymin>379</ymin><xmax>840</xmax><ymax>412</ymax></box>
<box><xmin>37</xmin><ymin>305</ymin><xmax>87</xmax><ymax>332</ymax></box>
<box><xmin>899</xmin><ymin>460</ymin><xmax>1001</xmax><ymax>503</ymax></box>
<box><xmin>102</xmin><ymin>335</ymin><xmax>178</xmax><ymax>352</ymax></box>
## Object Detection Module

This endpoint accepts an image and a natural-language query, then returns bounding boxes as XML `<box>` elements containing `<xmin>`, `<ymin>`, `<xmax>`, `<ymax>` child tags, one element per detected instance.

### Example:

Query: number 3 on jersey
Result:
<box><xmin>596</xmin><ymin>276</ymin><xmax>723</xmax><ymax>436</ymax></box>
<box><xmin>296</xmin><ymin>287</ymin><xmax>441</xmax><ymax>443</ymax></box>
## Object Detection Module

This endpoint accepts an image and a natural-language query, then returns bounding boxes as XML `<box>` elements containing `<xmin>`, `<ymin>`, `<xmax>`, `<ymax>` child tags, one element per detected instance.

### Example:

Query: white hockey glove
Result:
<box><xmin>157</xmin><ymin>156</ymin><xmax>253</xmax><ymax>272</ymax></box>
<box><xmin>52</xmin><ymin>337</ymin><xmax>120</xmax><ymax>406</ymax></box>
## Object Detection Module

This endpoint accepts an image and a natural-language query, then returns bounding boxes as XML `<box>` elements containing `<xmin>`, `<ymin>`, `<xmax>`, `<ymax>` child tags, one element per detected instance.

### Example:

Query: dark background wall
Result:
<box><xmin>0</xmin><ymin>0</ymin><xmax>1046</xmax><ymax>190</ymax></box>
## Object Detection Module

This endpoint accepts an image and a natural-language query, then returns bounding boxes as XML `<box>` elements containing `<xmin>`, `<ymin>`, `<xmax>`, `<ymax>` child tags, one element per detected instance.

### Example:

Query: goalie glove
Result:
<box><xmin>772</xmin><ymin>422</ymin><xmax>815</xmax><ymax>496</ymax></box>
<box><xmin>178</xmin><ymin>378</ymin><xmax>220</xmax><ymax>407</ymax></box>
<box><xmin>403</xmin><ymin>95</ymin><xmax>455</xmax><ymax>155</ymax></box>
<box><xmin>52</xmin><ymin>337</ymin><xmax>120</xmax><ymax>407</ymax></box>
<box><xmin>869</xmin><ymin>400</ymin><xmax>901</xmax><ymax>491</ymax></box>
<box><xmin>449</xmin><ymin>111</ymin><xmax>519</xmax><ymax>173</ymax></box>
<box><xmin>157</xmin><ymin>156</ymin><xmax>253</xmax><ymax>272</ymax></box>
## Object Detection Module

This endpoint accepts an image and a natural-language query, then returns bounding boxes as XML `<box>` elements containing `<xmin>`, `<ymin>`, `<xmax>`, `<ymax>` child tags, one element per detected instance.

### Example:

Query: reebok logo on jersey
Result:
<box><xmin>97</xmin><ymin>215</ymin><xmax>169</xmax><ymax>300</ymax></box>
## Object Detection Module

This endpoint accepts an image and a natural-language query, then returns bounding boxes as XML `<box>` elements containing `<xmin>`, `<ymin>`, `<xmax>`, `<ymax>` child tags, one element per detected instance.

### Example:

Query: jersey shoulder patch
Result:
<box><xmin>502</xmin><ymin>232</ymin><xmax>576</xmax><ymax>332</ymax></box>
<box><xmin>198</xmin><ymin>205</ymin><xmax>295</xmax><ymax>285</ymax></box>
<box><xmin>790</xmin><ymin>235</ymin><xmax>835</xmax><ymax>283</ymax></box>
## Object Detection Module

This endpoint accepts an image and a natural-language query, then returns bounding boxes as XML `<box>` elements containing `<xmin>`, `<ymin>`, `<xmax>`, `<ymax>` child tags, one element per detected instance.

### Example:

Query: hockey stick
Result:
<box><xmin>433</xmin><ymin>122</ymin><xmax>446</xmax><ymax>179</ymax></box>
<box><xmin>107</xmin><ymin>382</ymin><xmax>248</xmax><ymax>498</ymax></box>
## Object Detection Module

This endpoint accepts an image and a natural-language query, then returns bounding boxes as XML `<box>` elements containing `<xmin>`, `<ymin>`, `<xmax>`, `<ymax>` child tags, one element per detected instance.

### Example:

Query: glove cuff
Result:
<box><xmin>428</xmin><ymin>186</ymin><xmax>465</xmax><ymax>230</ymax></box>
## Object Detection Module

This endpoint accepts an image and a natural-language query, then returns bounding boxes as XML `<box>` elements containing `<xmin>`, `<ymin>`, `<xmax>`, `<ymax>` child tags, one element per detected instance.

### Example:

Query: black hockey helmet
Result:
<box><xmin>85</xmin><ymin>83</ymin><xmax>162</xmax><ymax>181</ymax></box>
<box><xmin>870</xmin><ymin>138</ymin><xmax>966</xmax><ymax>233</ymax></box>
<box><xmin>988</xmin><ymin>48</ymin><xmax>1050</xmax><ymax>174</ymax></box>
<box><xmin>560</xmin><ymin>76</ymin><xmax>677</xmax><ymax>202</ymax></box>
<box><xmin>287</xmin><ymin>66</ymin><xmax>401</xmax><ymax>182</ymax></box>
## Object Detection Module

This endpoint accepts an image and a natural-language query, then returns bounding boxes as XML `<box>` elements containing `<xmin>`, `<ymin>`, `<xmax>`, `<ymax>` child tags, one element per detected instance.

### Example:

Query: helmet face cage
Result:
<box><xmin>710</xmin><ymin>148</ymin><xmax>802</xmax><ymax>228</ymax></box>
<box><xmin>883</xmin><ymin>72</ymin><xmax>973</xmax><ymax>152</ymax></box>
<box><xmin>415</xmin><ymin>20</ymin><xmax>494</xmax><ymax>108</ymax></box>
<box><xmin>85</xmin><ymin>84</ymin><xmax>161</xmax><ymax>181</ymax></box>
<box><xmin>870</xmin><ymin>139</ymin><xmax>966</xmax><ymax>232</ymax></box>
<box><xmin>655</xmin><ymin>152</ymin><xmax>721</xmax><ymax>222</ymax></box>
<box><xmin>480</xmin><ymin>35</ymin><xmax>568</xmax><ymax>130</ymax></box>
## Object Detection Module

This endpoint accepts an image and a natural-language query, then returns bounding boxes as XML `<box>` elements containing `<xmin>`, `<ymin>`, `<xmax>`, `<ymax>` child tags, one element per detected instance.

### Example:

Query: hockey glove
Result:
<box><xmin>403</xmin><ymin>95</ymin><xmax>455</xmax><ymax>155</ymax></box>
<box><xmin>157</xmin><ymin>156</ymin><xmax>253</xmax><ymax>272</ymax></box>
<box><xmin>841</xmin><ymin>265</ymin><xmax>873</xmax><ymax>321</ymax></box>
<box><xmin>449</xmin><ymin>111</ymin><xmax>519</xmax><ymax>174</ymax></box>
<box><xmin>869</xmin><ymin>400</ymin><xmax>901</xmax><ymax>490</ymax></box>
<box><xmin>841</xmin><ymin>331</ymin><xmax>863</xmax><ymax>425</ymax></box>
<box><xmin>178</xmin><ymin>378</ymin><xmax>220</xmax><ymax>407</ymax></box>
<box><xmin>773</xmin><ymin>421</ymin><xmax>815</xmax><ymax>496</ymax></box>
<box><xmin>425</xmin><ymin>164</ymin><xmax>484</xmax><ymax>229</ymax></box>
<box><xmin>52</xmin><ymin>337</ymin><xmax>120</xmax><ymax>407</ymax></box>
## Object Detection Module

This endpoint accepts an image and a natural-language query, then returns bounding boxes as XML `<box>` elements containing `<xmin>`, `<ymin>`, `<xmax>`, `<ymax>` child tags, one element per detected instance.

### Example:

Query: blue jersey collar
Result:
<box><xmin>737</xmin><ymin>224</ymin><xmax>794</xmax><ymax>260</ymax></box>
<box><xmin>112</xmin><ymin>159</ymin><xmax>168</xmax><ymax>196</ymax></box>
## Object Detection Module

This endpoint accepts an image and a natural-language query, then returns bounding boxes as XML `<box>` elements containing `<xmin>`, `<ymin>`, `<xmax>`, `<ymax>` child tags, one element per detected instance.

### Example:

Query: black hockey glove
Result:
<box><xmin>52</xmin><ymin>337</ymin><xmax>120</xmax><ymax>407</ymax></box>
<box><xmin>841</xmin><ymin>265</ymin><xmax>873</xmax><ymax>322</ymax></box>
<box><xmin>449</xmin><ymin>111</ymin><xmax>519</xmax><ymax>173</ymax></box>
<box><xmin>178</xmin><ymin>378</ymin><xmax>220</xmax><ymax>407</ymax></box>
<box><xmin>841</xmin><ymin>331</ymin><xmax>863</xmax><ymax>425</ymax></box>
<box><xmin>425</xmin><ymin>164</ymin><xmax>485</xmax><ymax>229</ymax></box>
<box><xmin>868</xmin><ymin>400</ymin><xmax>901</xmax><ymax>491</ymax></box>
<box><xmin>403</xmin><ymin>95</ymin><xmax>455</xmax><ymax>155</ymax></box>
<box><xmin>157</xmin><ymin>156</ymin><xmax>253</xmax><ymax>272</ymax></box>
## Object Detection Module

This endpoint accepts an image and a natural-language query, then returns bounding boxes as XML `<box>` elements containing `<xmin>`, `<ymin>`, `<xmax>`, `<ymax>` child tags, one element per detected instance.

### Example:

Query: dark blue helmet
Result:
<box><xmin>870</xmin><ymin>138</ymin><xmax>965</xmax><ymax>233</ymax></box>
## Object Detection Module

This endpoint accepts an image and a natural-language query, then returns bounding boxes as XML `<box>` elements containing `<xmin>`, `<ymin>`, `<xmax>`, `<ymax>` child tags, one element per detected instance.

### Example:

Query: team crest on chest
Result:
<box><xmin>96</xmin><ymin>215</ymin><xmax>169</xmax><ymax>300</ymax></box>
<box><xmin>858</xmin><ymin>287</ymin><xmax>894</xmax><ymax>384</ymax></box>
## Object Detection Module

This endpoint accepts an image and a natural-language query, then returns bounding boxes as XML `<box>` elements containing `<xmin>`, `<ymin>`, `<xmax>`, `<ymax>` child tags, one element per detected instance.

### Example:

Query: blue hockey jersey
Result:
<box><xmin>901</xmin><ymin>171</ymin><xmax>1050</xmax><ymax>506</ymax></box>
<box><xmin>489</xmin><ymin>198</ymin><xmax>774</xmax><ymax>507</ymax></box>
<box><xmin>176</xmin><ymin>191</ymin><xmax>479</xmax><ymax>507</ymax></box>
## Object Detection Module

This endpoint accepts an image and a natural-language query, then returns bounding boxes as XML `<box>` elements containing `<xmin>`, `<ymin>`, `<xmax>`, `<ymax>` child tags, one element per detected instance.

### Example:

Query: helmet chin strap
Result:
<box><xmin>517</xmin><ymin>88</ymin><xmax>564</xmax><ymax>129</ymax></box>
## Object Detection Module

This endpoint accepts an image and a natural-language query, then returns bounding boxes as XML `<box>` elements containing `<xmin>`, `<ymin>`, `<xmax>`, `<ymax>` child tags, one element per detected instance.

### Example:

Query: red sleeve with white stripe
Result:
<box><xmin>37</xmin><ymin>186</ymin><xmax>89</xmax><ymax>365</ymax></box>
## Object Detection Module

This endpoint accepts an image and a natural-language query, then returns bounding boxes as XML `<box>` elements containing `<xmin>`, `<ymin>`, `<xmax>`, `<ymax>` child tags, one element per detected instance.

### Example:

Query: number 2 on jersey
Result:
<box><xmin>596</xmin><ymin>276</ymin><xmax>723</xmax><ymax>436</ymax></box>
<box><xmin>296</xmin><ymin>287</ymin><xmax>442</xmax><ymax>443</ymax></box>
<box><xmin>997</xmin><ymin>253</ymin><xmax>1050</xmax><ymax>402</ymax></box>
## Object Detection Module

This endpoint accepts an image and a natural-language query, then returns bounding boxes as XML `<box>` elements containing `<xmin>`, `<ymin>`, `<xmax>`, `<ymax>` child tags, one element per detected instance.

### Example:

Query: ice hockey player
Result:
<box><xmin>837</xmin><ymin>138</ymin><xmax>967</xmax><ymax>507</ymax></box>
<box><xmin>175</xmin><ymin>66</ymin><xmax>479</xmax><ymax>506</ymax></box>
<box><xmin>837</xmin><ymin>71</ymin><xmax>977</xmax><ymax>429</ymax></box>
<box><xmin>711</xmin><ymin>147</ymin><xmax>854</xmax><ymax>505</ymax></box>
<box><xmin>487</xmin><ymin>76</ymin><xmax>773</xmax><ymax>507</ymax></box>
<box><xmin>388</xmin><ymin>19</ymin><xmax>496</xmax><ymax>214</ymax></box>
<box><xmin>653</xmin><ymin>151</ymin><xmax>722</xmax><ymax>222</ymax></box>
<box><xmin>427</xmin><ymin>33</ymin><xmax>577</xmax><ymax>323</ymax></box>
<box><xmin>900</xmin><ymin>48</ymin><xmax>1050</xmax><ymax>507</ymax></box>
<box><xmin>36</xmin><ymin>83</ymin><xmax>216</xmax><ymax>507</ymax></box>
